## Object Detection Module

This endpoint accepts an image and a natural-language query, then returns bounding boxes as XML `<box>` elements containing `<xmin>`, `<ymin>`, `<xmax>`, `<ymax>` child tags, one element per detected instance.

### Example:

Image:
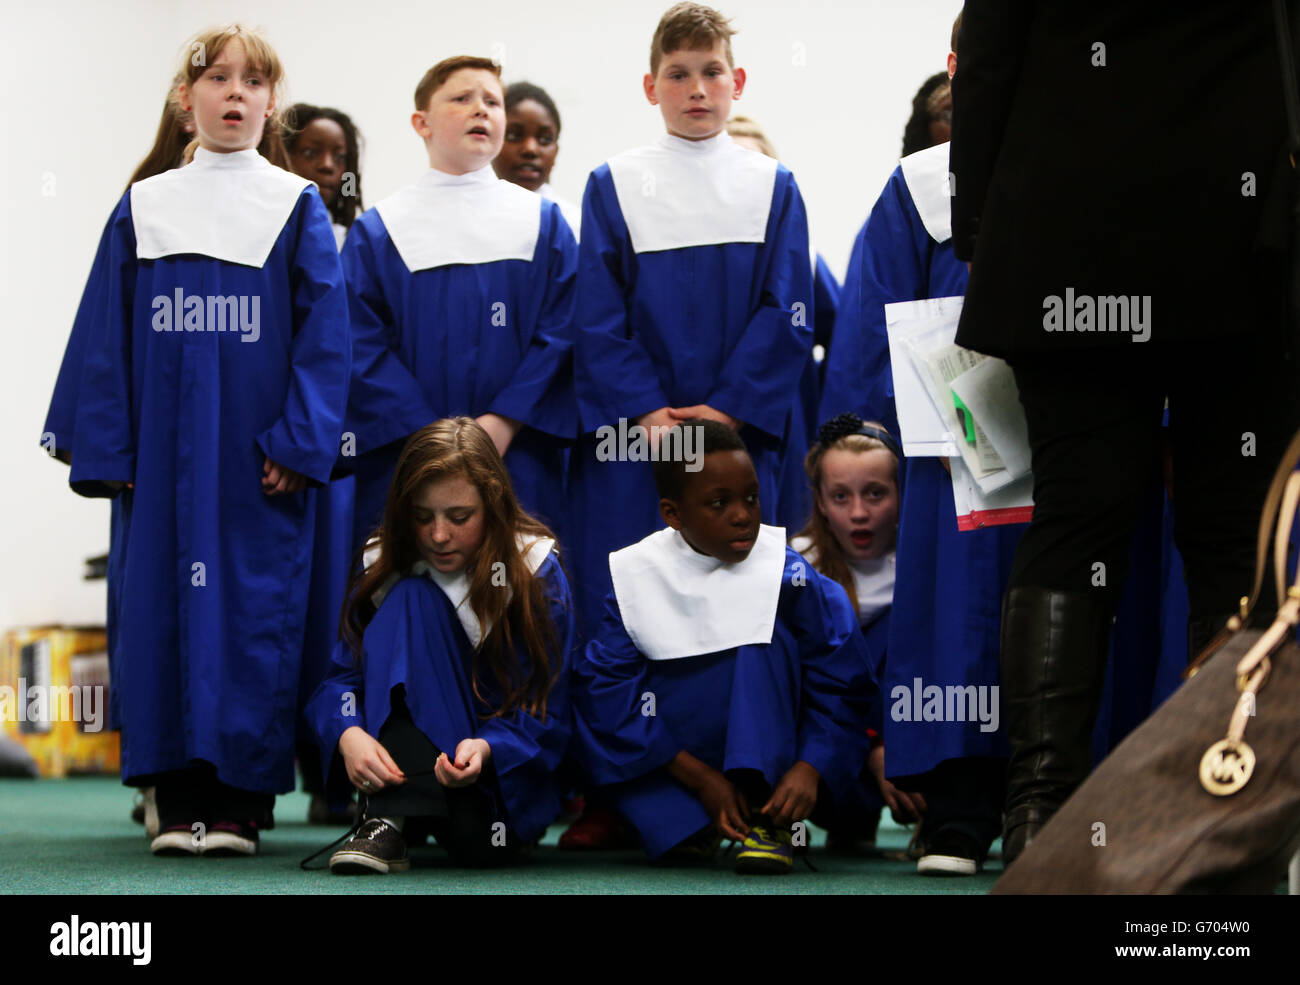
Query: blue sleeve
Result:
<box><xmin>486</xmin><ymin>202</ymin><xmax>578</xmax><ymax>439</ymax></box>
<box><xmin>475</xmin><ymin>556</ymin><xmax>576</xmax><ymax>812</ymax></box>
<box><xmin>813</xmin><ymin>253</ymin><xmax>840</xmax><ymax>351</ymax></box>
<box><xmin>574</xmin><ymin>167</ymin><xmax>671</xmax><ymax>432</ymax></box>
<box><xmin>818</xmin><ymin>169</ymin><xmax>929</xmax><ymax>438</ymax></box>
<box><xmin>340</xmin><ymin>214</ymin><xmax>437</xmax><ymax>455</ymax></box>
<box><xmin>787</xmin><ymin>559</ymin><xmax>879</xmax><ymax>798</ymax></box>
<box><xmin>569</xmin><ymin>588</ymin><xmax>682</xmax><ymax>785</ymax></box>
<box><xmin>69</xmin><ymin>195</ymin><xmax>138</xmax><ymax>498</ymax></box>
<box><xmin>304</xmin><ymin>638</ymin><xmax>366</xmax><ymax>786</ymax></box>
<box><xmin>43</xmin><ymin>212</ymin><xmax>116</xmax><ymax>465</ymax></box>
<box><xmin>255</xmin><ymin>191</ymin><xmax>352</xmax><ymax>486</ymax></box>
<box><xmin>706</xmin><ymin>169</ymin><xmax>815</xmax><ymax>439</ymax></box>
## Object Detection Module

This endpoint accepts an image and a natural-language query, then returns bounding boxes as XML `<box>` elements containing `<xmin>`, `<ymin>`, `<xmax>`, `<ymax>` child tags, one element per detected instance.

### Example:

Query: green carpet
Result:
<box><xmin>0</xmin><ymin>777</ymin><xmax>1000</xmax><ymax>894</ymax></box>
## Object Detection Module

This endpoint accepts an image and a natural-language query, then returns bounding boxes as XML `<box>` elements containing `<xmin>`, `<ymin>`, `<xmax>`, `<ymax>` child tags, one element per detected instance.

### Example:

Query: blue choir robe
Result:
<box><xmin>789</xmin><ymin>534</ymin><xmax>892</xmax><ymax>820</ymax></box>
<box><xmin>43</xmin><ymin>213</ymin><xmax>130</xmax><ymax>731</ymax></box>
<box><xmin>818</xmin><ymin>144</ymin><xmax>1017</xmax><ymax>777</ymax></box>
<box><xmin>298</xmin><ymin>224</ymin><xmax>359</xmax><ymax>806</ymax></box>
<box><xmin>305</xmin><ymin>542</ymin><xmax>576</xmax><ymax>843</ymax></box>
<box><xmin>65</xmin><ymin>147</ymin><xmax>351</xmax><ymax>793</ymax></box>
<box><xmin>776</xmin><ymin>252</ymin><xmax>841</xmax><ymax>534</ymax></box>
<box><xmin>569</xmin><ymin>131</ymin><xmax>814</xmax><ymax>637</ymax></box>
<box><xmin>341</xmin><ymin>163</ymin><xmax>578</xmax><ymax>552</ymax></box>
<box><xmin>570</xmin><ymin>525</ymin><xmax>878</xmax><ymax>857</ymax></box>
<box><xmin>820</xmin><ymin>143</ymin><xmax>1189</xmax><ymax>779</ymax></box>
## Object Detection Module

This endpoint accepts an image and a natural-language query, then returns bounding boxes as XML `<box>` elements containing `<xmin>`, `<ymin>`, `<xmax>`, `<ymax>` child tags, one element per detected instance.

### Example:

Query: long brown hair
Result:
<box><xmin>795</xmin><ymin>423</ymin><xmax>898</xmax><ymax>615</ymax></box>
<box><xmin>126</xmin><ymin>81</ymin><xmax>193</xmax><ymax>189</ymax></box>
<box><xmin>340</xmin><ymin>418</ymin><xmax>563</xmax><ymax>720</ymax></box>
<box><xmin>174</xmin><ymin>24</ymin><xmax>291</xmax><ymax>170</ymax></box>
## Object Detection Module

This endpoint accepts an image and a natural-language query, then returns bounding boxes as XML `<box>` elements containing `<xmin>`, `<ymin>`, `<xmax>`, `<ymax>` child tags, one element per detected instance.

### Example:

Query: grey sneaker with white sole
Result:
<box><xmin>330</xmin><ymin>818</ymin><xmax>410</xmax><ymax>874</ymax></box>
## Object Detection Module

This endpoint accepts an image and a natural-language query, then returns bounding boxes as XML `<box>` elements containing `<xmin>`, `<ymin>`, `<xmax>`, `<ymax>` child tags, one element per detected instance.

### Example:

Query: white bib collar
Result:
<box><xmin>130</xmin><ymin>147</ymin><xmax>312</xmax><ymax>267</ymax></box>
<box><xmin>899</xmin><ymin>141</ymin><xmax>952</xmax><ymax>244</ymax></box>
<box><xmin>374</xmin><ymin>163</ymin><xmax>541</xmax><ymax>272</ymax></box>
<box><xmin>606</xmin><ymin>129</ymin><xmax>778</xmax><ymax>254</ymax></box>
<box><xmin>609</xmin><ymin>524</ymin><xmax>786</xmax><ymax>661</ymax></box>
<box><xmin>367</xmin><ymin>536</ymin><xmax>554</xmax><ymax>649</ymax></box>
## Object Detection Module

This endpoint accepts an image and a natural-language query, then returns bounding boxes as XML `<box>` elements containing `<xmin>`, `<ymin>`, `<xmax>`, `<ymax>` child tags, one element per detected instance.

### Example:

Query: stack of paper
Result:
<box><xmin>884</xmin><ymin>297</ymin><xmax>1035</xmax><ymax>529</ymax></box>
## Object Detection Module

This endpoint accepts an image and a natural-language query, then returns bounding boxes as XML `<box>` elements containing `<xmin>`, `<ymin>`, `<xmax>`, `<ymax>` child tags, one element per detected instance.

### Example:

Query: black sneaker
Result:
<box><xmin>917</xmin><ymin>828</ymin><xmax>983</xmax><ymax>876</ymax></box>
<box><xmin>330</xmin><ymin>818</ymin><xmax>410</xmax><ymax>875</ymax></box>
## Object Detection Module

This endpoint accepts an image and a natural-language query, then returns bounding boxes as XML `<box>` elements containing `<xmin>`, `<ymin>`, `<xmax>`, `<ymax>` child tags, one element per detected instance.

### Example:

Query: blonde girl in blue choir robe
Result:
<box><xmin>63</xmin><ymin>23</ymin><xmax>351</xmax><ymax>858</ymax></box>
<box><xmin>791</xmin><ymin>413</ymin><xmax>926</xmax><ymax>851</ymax></box>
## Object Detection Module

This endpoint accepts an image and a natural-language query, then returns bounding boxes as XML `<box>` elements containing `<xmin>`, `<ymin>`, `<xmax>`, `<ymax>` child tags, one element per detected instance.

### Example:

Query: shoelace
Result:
<box><xmin>298</xmin><ymin>765</ymin><xmax>445</xmax><ymax>870</ymax></box>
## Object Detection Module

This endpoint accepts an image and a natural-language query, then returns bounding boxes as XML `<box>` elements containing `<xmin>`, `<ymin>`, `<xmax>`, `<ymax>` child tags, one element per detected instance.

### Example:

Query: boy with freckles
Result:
<box><xmin>568</xmin><ymin>3</ymin><xmax>814</xmax><ymax>643</ymax></box>
<box><xmin>341</xmin><ymin>56</ymin><xmax>578</xmax><ymax>557</ymax></box>
<box><xmin>570</xmin><ymin>421</ymin><xmax>879</xmax><ymax>873</ymax></box>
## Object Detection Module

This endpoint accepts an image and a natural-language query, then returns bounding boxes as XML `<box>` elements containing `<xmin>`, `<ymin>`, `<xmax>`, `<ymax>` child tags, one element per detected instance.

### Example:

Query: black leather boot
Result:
<box><xmin>1000</xmin><ymin>587</ymin><xmax>1113</xmax><ymax>868</ymax></box>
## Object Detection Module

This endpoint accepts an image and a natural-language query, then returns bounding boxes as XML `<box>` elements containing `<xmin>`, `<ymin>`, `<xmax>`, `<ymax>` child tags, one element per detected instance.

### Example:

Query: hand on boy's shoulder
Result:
<box><xmin>666</xmin><ymin>405</ymin><xmax>741</xmax><ymax>431</ymax></box>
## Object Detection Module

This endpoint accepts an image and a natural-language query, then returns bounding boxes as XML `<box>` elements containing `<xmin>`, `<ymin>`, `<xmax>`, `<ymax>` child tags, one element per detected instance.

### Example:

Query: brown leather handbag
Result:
<box><xmin>994</xmin><ymin>428</ymin><xmax>1300</xmax><ymax>893</ymax></box>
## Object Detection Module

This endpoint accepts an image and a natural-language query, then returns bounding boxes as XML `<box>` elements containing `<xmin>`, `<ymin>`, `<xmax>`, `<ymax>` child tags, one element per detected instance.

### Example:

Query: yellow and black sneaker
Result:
<box><xmin>734</xmin><ymin>815</ymin><xmax>793</xmax><ymax>874</ymax></box>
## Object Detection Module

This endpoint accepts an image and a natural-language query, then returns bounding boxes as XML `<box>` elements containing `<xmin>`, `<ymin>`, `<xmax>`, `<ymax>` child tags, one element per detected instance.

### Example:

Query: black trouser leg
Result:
<box><xmin>366</xmin><ymin>687</ymin><xmax>518</xmax><ymax>867</ymax></box>
<box><xmin>911</xmin><ymin>757</ymin><xmax>1006</xmax><ymax>853</ymax></box>
<box><xmin>153</xmin><ymin>767</ymin><xmax>209</xmax><ymax>831</ymax></box>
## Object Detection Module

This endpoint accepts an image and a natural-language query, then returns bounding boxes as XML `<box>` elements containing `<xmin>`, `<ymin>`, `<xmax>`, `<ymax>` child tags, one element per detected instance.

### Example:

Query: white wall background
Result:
<box><xmin>1</xmin><ymin>0</ymin><xmax>960</xmax><ymax>630</ymax></box>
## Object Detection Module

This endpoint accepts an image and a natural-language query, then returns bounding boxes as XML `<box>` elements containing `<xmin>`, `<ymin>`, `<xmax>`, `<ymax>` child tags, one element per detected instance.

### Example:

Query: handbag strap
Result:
<box><xmin>1187</xmin><ymin>426</ymin><xmax>1300</xmax><ymax>676</ymax></box>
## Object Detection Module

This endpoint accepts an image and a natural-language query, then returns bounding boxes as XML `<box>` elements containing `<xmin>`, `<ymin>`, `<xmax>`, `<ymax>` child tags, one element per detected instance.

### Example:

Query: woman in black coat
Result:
<box><xmin>950</xmin><ymin>0</ymin><xmax>1300</xmax><ymax>866</ymax></box>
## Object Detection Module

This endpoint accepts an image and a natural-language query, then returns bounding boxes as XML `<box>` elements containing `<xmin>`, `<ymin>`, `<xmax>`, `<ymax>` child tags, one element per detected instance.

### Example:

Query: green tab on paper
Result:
<box><xmin>953</xmin><ymin>392</ymin><xmax>977</xmax><ymax>444</ymax></box>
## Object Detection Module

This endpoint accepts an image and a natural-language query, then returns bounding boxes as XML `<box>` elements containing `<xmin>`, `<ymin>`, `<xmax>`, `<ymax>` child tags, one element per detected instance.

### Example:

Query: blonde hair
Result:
<box><xmin>726</xmin><ymin>115</ymin><xmax>777</xmax><ymax>158</ymax></box>
<box><xmin>175</xmin><ymin>24</ymin><xmax>290</xmax><ymax>169</ymax></box>
<box><xmin>796</xmin><ymin>427</ymin><xmax>898</xmax><ymax>615</ymax></box>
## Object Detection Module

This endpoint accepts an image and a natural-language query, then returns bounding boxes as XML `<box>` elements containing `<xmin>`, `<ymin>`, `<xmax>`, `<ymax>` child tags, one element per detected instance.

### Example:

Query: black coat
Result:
<box><xmin>951</xmin><ymin>0</ymin><xmax>1293</xmax><ymax>357</ymax></box>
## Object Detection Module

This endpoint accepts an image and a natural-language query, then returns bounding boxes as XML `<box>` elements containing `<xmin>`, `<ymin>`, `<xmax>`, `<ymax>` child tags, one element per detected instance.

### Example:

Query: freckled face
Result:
<box><xmin>410</xmin><ymin>475</ymin><xmax>486</xmax><ymax>574</ymax></box>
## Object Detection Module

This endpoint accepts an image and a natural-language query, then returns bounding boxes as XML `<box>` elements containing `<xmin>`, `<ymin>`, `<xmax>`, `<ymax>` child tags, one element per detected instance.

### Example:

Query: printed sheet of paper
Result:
<box><xmin>949</xmin><ymin>457</ymin><xmax>1035</xmax><ymax>529</ymax></box>
<box><xmin>883</xmin><ymin>297</ymin><xmax>964</xmax><ymax>458</ymax></box>
<box><xmin>948</xmin><ymin>358</ymin><xmax>1033</xmax><ymax>481</ymax></box>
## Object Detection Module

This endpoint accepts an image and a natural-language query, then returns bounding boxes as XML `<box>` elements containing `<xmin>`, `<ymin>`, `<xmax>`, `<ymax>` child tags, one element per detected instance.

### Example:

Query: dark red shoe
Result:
<box><xmin>558</xmin><ymin>807</ymin><xmax>637</xmax><ymax>850</ymax></box>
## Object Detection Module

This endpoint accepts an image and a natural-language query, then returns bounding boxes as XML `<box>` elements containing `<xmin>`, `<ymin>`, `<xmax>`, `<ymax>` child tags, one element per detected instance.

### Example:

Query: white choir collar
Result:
<box><xmin>899</xmin><ymin>141</ymin><xmax>952</xmax><ymax>244</ymax></box>
<box><xmin>374</xmin><ymin>163</ymin><xmax>541</xmax><ymax>272</ymax></box>
<box><xmin>130</xmin><ymin>147</ymin><xmax>312</xmax><ymax>268</ymax></box>
<box><xmin>367</xmin><ymin>536</ymin><xmax>555</xmax><ymax>649</ymax></box>
<box><xmin>606</xmin><ymin>127</ymin><xmax>778</xmax><ymax>254</ymax></box>
<box><xmin>609</xmin><ymin>524</ymin><xmax>786</xmax><ymax>661</ymax></box>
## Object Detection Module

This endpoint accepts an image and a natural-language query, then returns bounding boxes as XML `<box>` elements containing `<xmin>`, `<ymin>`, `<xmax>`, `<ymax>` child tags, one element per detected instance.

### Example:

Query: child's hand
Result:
<box><xmin>635</xmin><ymin>407</ymin><xmax>677</xmax><ymax>449</ymax></box>
<box><xmin>667</xmin><ymin>405</ymin><xmax>741</xmax><ymax>431</ymax></box>
<box><xmin>262</xmin><ymin>456</ymin><xmax>306</xmax><ymax>495</ymax></box>
<box><xmin>338</xmin><ymin>726</ymin><xmax>405</xmax><ymax>793</ymax></box>
<box><xmin>475</xmin><ymin>413</ymin><xmax>522</xmax><ymax>458</ymax></box>
<box><xmin>761</xmin><ymin>760</ymin><xmax>820</xmax><ymax>828</ymax></box>
<box><xmin>696</xmin><ymin>770</ymin><xmax>751</xmax><ymax>842</ymax></box>
<box><xmin>866</xmin><ymin>743</ymin><xmax>926</xmax><ymax>824</ymax></box>
<box><xmin>434</xmin><ymin>737</ymin><xmax>491</xmax><ymax>788</ymax></box>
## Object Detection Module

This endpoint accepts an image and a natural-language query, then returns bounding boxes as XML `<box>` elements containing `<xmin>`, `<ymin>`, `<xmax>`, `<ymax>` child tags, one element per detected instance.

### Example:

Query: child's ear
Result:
<box><xmin>659</xmin><ymin>497</ymin><xmax>682</xmax><ymax>530</ymax></box>
<box><xmin>643</xmin><ymin>72</ymin><xmax>659</xmax><ymax>106</ymax></box>
<box><xmin>176</xmin><ymin>82</ymin><xmax>191</xmax><ymax>113</ymax></box>
<box><xmin>731</xmin><ymin>67</ymin><xmax>747</xmax><ymax>100</ymax></box>
<box><xmin>411</xmin><ymin>110</ymin><xmax>432</xmax><ymax>139</ymax></box>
